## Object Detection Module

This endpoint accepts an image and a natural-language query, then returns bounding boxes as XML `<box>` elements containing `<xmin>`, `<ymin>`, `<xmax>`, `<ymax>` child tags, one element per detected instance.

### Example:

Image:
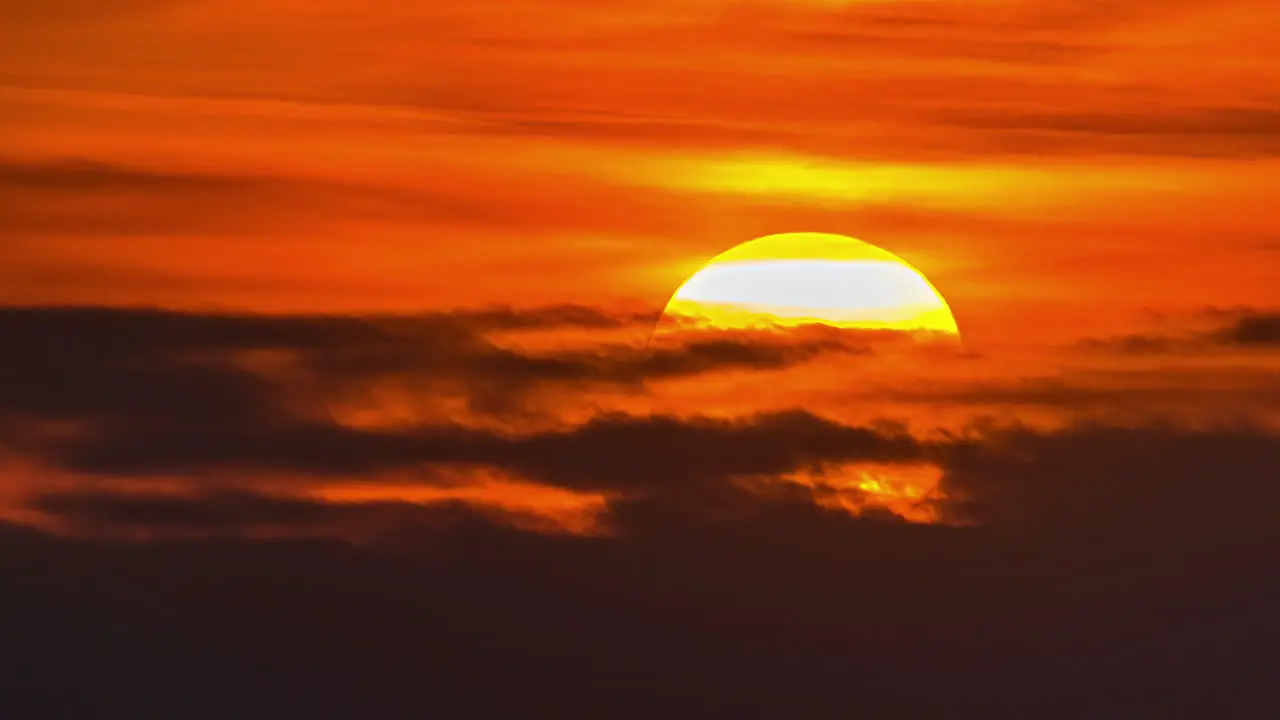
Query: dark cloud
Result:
<box><xmin>36</xmin><ymin>417</ymin><xmax>1280</xmax><ymax>533</ymax></box>
<box><xmin>878</xmin><ymin>371</ymin><xmax>1280</xmax><ymax>419</ymax></box>
<box><xmin>0</xmin><ymin>304</ymin><xmax>650</xmax><ymax>351</ymax></box>
<box><xmin>938</xmin><ymin>423</ymin><xmax>1280</xmax><ymax>533</ymax></box>
<box><xmin>300</xmin><ymin>324</ymin><xmax>855</xmax><ymax>402</ymax></box>
<box><xmin>4</xmin><ymin>305</ymin><xmax>1273</xmax><ymax>499</ymax></box>
<box><xmin>3</xmin><ymin>307</ymin><xmax>1278</xmax><ymax>719</ymax></box>
<box><xmin>43</xmin><ymin>409</ymin><xmax>920</xmax><ymax>491</ymax></box>
<box><xmin>1079</xmin><ymin>309</ymin><xmax>1280</xmax><ymax>354</ymax></box>
<box><xmin>0</xmin><ymin>309</ymin><xmax>283</xmax><ymax>430</ymax></box>
<box><xmin>5</xmin><ymin>417</ymin><xmax>1280</xmax><ymax>718</ymax></box>
<box><xmin>29</xmin><ymin>490</ymin><xmax>551</xmax><ymax>539</ymax></box>
<box><xmin>32</xmin><ymin>490</ymin><xmax>385</xmax><ymax>532</ymax></box>
<box><xmin>0</xmin><ymin>306</ymin><xmax>884</xmax><ymax>484</ymax></box>
<box><xmin>0</xmin><ymin>304</ymin><xmax>626</xmax><ymax>421</ymax></box>
<box><xmin>1215</xmin><ymin>312</ymin><xmax>1280</xmax><ymax>347</ymax></box>
<box><xmin>0</xmin><ymin>306</ymin><xmax>863</xmax><ymax>435</ymax></box>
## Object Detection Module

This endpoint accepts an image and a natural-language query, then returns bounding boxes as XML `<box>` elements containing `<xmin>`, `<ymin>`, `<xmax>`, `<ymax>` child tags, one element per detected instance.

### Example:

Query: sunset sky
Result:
<box><xmin>3</xmin><ymin>1</ymin><xmax>1279</xmax><ymax>716</ymax></box>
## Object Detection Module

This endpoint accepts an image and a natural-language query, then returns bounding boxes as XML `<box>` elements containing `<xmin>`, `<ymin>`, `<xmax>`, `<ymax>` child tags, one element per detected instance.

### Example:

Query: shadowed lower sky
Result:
<box><xmin>2</xmin><ymin>1</ymin><xmax>1279</xmax><ymax>716</ymax></box>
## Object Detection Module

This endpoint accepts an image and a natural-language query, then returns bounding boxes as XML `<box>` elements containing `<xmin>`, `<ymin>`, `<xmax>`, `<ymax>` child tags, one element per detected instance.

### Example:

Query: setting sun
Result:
<box><xmin>659</xmin><ymin>233</ymin><xmax>960</xmax><ymax>336</ymax></box>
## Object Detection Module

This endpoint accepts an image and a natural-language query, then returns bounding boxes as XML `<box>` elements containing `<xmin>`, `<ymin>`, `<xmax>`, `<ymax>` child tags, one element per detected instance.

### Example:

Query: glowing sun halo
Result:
<box><xmin>659</xmin><ymin>233</ymin><xmax>960</xmax><ymax>337</ymax></box>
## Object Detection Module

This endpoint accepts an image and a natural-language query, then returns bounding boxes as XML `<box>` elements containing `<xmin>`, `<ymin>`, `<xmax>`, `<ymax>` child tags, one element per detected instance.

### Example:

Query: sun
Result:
<box><xmin>657</xmin><ymin>232</ymin><xmax>960</xmax><ymax>338</ymax></box>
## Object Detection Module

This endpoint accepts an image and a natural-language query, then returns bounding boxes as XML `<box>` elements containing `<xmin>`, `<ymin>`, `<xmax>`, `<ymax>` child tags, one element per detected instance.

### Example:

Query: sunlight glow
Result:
<box><xmin>782</xmin><ymin>461</ymin><xmax>946</xmax><ymax>525</ymax></box>
<box><xmin>660</xmin><ymin>233</ymin><xmax>960</xmax><ymax>335</ymax></box>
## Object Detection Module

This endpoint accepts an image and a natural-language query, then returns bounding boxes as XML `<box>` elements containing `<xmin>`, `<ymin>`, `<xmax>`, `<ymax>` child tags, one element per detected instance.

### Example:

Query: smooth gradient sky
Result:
<box><xmin>2</xmin><ymin>2</ymin><xmax>1279</xmax><ymax>717</ymax></box>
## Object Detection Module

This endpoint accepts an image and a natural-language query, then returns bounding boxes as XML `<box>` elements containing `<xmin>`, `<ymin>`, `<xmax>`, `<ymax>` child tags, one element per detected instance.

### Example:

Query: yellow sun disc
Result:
<box><xmin>659</xmin><ymin>232</ymin><xmax>960</xmax><ymax>336</ymax></box>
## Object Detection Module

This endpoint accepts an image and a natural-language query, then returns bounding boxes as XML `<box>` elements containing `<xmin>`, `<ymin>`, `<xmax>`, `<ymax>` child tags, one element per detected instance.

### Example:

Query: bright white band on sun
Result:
<box><xmin>673</xmin><ymin>259</ymin><xmax>947</xmax><ymax>321</ymax></box>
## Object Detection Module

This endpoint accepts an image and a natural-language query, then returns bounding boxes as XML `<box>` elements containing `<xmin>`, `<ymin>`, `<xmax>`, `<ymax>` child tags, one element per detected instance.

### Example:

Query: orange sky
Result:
<box><xmin>5</xmin><ymin>1</ymin><xmax>1279</xmax><ymax>329</ymax></box>
<box><xmin>2</xmin><ymin>0</ymin><xmax>1277</xmax><ymax>536</ymax></box>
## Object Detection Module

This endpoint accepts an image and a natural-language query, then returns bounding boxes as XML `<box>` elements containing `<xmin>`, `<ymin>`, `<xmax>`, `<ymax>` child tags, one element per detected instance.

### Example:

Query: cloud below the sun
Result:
<box><xmin>0</xmin><ymin>304</ymin><xmax>1273</xmax><ymax>540</ymax></box>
